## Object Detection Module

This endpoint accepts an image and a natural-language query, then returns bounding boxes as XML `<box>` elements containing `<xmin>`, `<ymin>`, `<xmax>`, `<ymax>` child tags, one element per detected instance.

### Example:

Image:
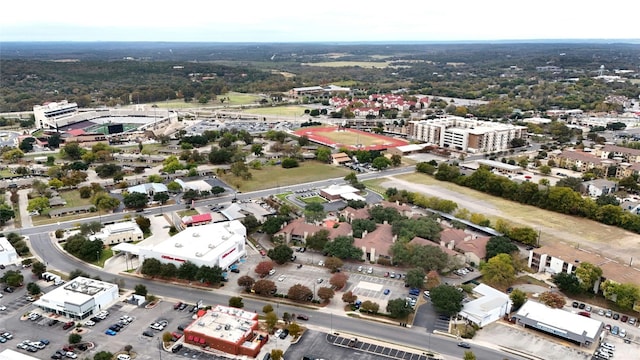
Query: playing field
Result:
<box><xmin>294</xmin><ymin>127</ymin><xmax>407</xmax><ymax>151</ymax></box>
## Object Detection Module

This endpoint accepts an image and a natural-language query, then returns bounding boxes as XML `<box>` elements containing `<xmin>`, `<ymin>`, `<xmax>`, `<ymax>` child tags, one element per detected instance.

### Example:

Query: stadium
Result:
<box><xmin>33</xmin><ymin>100</ymin><xmax>176</xmax><ymax>136</ymax></box>
<box><xmin>293</xmin><ymin>126</ymin><xmax>408</xmax><ymax>151</ymax></box>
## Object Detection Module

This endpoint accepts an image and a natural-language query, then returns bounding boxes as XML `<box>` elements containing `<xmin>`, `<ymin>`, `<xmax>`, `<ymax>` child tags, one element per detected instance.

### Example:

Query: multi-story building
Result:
<box><xmin>289</xmin><ymin>85</ymin><xmax>351</xmax><ymax>100</ymax></box>
<box><xmin>33</xmin><ymin>100</ymin><xmax>79</xmax><ymax>129</ymax></box>
<box><xmin>407</xmin><ymin>117</ymin><xmax>527</xmax><ymax>153</ymax></box>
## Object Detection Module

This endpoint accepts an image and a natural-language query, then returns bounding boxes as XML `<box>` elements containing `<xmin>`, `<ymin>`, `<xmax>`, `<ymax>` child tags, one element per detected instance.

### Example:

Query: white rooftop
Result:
<box><xmin>322</xmin><ymin>184</ymin><xmax>359</xmax><ymax>196</ymax></box>
<box><xmin>516</xmin><ymin>300</ymin><xmax>602</xmax><ymax>339</ymax></box>
<box><xmin>186</xmin><ymin>305</ymin><xmax>259</xmax><ymax>346</ymax></box>
<box><xmin>149</xmin><ymin>220</ymin><xmax>245</xmax><ymax>262</ymax></box>
<box><xmin>394</xmin><ymin>144</ymin><xmax>429</xmax><ymax>152</ymax></box>
<box><xmin>128</xmin><ymin>182</ymin><xmax>168</xmax><ymax>194</ymax></box>
<box><xmin>34</xmin><ymin>276</ymin><xmax>118</xmax><ymax>307</ymax></box>
<box><xmin>0</xmin><ymin>349</ymin><xmax>39</xmax><ymax>360</ymax></box>
<box><xmin>476</xmin><ymin>159</ymin><xmax>522</xmax><ymax>171</ymax></box>
<box><xmin>460</xmin><ymin>284</ymin><xmax>511</xmax><ymax>321</ymax></box>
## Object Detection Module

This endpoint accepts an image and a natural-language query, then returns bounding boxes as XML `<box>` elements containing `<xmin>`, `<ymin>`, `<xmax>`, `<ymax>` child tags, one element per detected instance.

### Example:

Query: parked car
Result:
<box><xmin>457</xmin><ymin>342</ymin><xmax>471</xmax><ymax>349</ymax></box>
<box><xmin>104</xmin><ymin>329</ymin><xmax>117</xmax><ymax>336</ymax></box>
<box><xmin>279</xmin><ymin>329</ymin><xmax>289</xmax><ymax>339</ymax></box>
<box><xmin>171</xmin><ymin>344</ymin><xmax>183</xmax><ymax>353</ymax></box>
<box><xmin>173</xmin><ymin>302</ymin><xmax>183</xmax><ymax>310</ymax></box>
<box><xmin>62</xmin><ymin>321</ymin><xmax>75</xmax><ymax>330</ymax></box>
<box><xmin>620</xmin><ymin>315</ymin><xmax>628</xmax><ymax>323</ymax></box>
<box><xmin>142</xmin><ymin>331</ymin><xmax>154</xmax><ymax>337</ymax></box>
<box><xmin>383</xmin><ymin>289</ymin><xmax>390</xmax><ymax>295</ymax></box>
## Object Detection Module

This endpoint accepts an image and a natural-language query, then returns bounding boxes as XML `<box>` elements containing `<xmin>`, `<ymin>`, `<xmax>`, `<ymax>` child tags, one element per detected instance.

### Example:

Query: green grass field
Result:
<box><xmin>242</xmin><ymin>105</ymin><xmax>308</xmax><ymax>117</ymax></box>
<box><xmin>220</xmin><ymin>161</ymin><xmax>350</xmax><ymax>192</ymax></box>
<box><xmin>60</xmin><ymin>190</ymin><xmax>93</xmax><ymax>207</ymax></box>
<box><xmin>302</xmin><ymin>61</ymin><xmax>389</xmax><ymax>68</ymax></box>
<box><xmin>299</xmin><ymin>195</ymin><xmax>327</xmax><ymax>204</ymax></box>
<box><xmin>145</xmin><ymin>92</ymin><xmax>263</xmax><ymax>109</ymax></box>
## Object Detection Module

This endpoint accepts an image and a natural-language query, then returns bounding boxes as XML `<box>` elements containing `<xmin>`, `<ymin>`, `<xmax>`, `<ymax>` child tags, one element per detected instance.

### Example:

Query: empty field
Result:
<box><xmin>242</xmin><ymin>105</ymin><xmax>308</xmax><ymax>117</ymax></box>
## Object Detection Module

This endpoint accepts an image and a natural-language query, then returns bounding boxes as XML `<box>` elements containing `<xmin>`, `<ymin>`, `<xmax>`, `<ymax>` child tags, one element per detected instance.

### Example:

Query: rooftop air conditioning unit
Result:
<box><xmin>195</xmin><ymin>252</ymin><xmax>203</xmax><ymax>257</ymax></box>
<box><xmin>208</xmin><ymin>243</ymin><xmax>215</xmax><ymax>248</ymax></box>
<box><xmin>192</xmin><ymin>232</ymin><xmax>200</xmax><ymax>237</ymax></box>
<box><xmin>175</xmin><ymin>243</ymin><xmax>183</xmax><ymax>247</ymax></box>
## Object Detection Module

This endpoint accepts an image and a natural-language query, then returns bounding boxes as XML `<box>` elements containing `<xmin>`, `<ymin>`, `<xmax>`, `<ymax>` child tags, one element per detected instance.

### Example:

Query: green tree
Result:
<box><xmin>135</xmin><ymin>215</ymin><xmax>152</xmax><ymax>234</ymax></box>
<box><xmin>267</xmin><ymin>244</ymin><xmax>294</xmax><ymax>265</ymax></box>
<box><xmin>68</xmin><ymin>333</ymin><xmax>82</xmax><ymax>344</ymax></box>
<box><xmin>372</xmin><ymin>156</ymin><xmax>391</xmax><ymax>170</ymax></box>
<box><xmin>93</xmin><ymin>193</ymin><xmax>120</xmax><ymax>212</ymax></box>
<box><xmin>27</xmin><ymin>197</ymin><xmax>50</xmax><ymax>212</ymax></box>
<box><xmin>360</xmin><ymin>300</ymin><xmax>380</xmax><ymax>314</ymax></box>
<box><xmin>178</xmin><ymin>261</ymin><xmax>199</xmax><ymax>281</ymax></box>
<box><xmin>0</xmin><ymin>203</ymin><xmax>15</xmax><ymax>225</ymax></box>
<box><xmin>305</xmin><ymin>229</ymin><xmax>330</xmax><ymax>250</ymax></box>
<box><xmin>167</xmin><ymin>181</ymin><xmax>182</xmax><ymax>192</ymax></box>
<box><xmin>262</xmin><ymin>304</ymin><xmax>274</xmax><ymax>314</ymax></box>
<box><xmin>304</xmin><ymin>202</ymin><xmax>325</xmax><ymax>223</ymax></box>
<box><xmin>31</xmin><ymin>261</ymin><xmax>46</xmax><ymax>278</ymax></box>
<box><xmin>229</xmin><ymin>296</ymin><xmax>244</xmax><ymax>308</ymax></box>
<box><xmin>238</xmin><ymin>275</ymin><xmax>255</xmax><ymax>291</ymax></box>
<box><xmin>430</xmin><ymin>284</ymin><xmax>464</xmax><ymax>316</ymax></box>
<box><xmin>153</xmin><ymin>192</ymin><xmax>170</xmax><ymax>204</ymax></box>
<box><xmin>390</xmin><ymin>154</ymin><xmax>402</xmax><ymax>167</ymax></box>
<box><xmin>405</xmin><ymin>268</ymin><xmax>425</xmax><ymax>289</ymax></box>
<box><xmin>93</xmin><ymin>351</ymin><xmax>114</xmax><ymax>360</ymax></box>
<box><xmin>265</xmin><ymin>311</ymin><xmax>278</xmax><ymax>332</ymax></box>
<box><xmin>386</xmin><ymin>298</ymin><xmax>413</xmax><ymax>319</ymax></box>
<box><xmin>123</xmin><ymin>192</ymin><xmax>148</xmax><ymax>209</ymax></box>
<box><xmin>141</xmin><ymin>258</ymin><xmax>163</xmax><ymax>277</ymax></box>
<box><xmin>344</xmin><ymin>172</ymin><xmax>358</xmax><ymax>185</ymax></box>
<box><xmin>324</xmin><ymin>257</ymin><xmax>344</xmax><ymax>273</ymax></box>
<box><xmin>553</xmin><ymin>272</ymin><xmax>582</xmax><ymax>295</ymax></box>
<box><xmin>323</xmin><ymin>236</ymin><xmax>363</xmax><ymax>260</ymax></box>
<box><xmin>481</xmin><ymin>254</ymin><xmax>516</xmax><ymax>287</ymax></box>
<box><xmin>26</xmin><ymin>282</ymin><xmax>41</xmax><ymax>295</ymax></box>
<box><xmin>575</xmin><ymin>262</ymin><xmax>603</xmax><ymax>293</ymax></box>
<box><xmin>262</xmin><ymin>216</ymin><xmax>288</xmax><ymax>235</ymax></box>
<box><xmin>316</xmin><ymin>147</ymin><xmax>331</xmax><ymax>163</ymax></box>
<box><xmin>62</xmin><ymin>142</ymin><xmax>84</xmax><ymax>160</ymax></box>
<box><xmin>317</xmin><ymin>287</ymin><xmax>335</xmax><ymax>303</ymax></box>
<box><xmin>416</xmin><ymin>162</ymin><xmax>436</xmax><ymax>175</ymax></box>
<box><xmin>1</xmin><ymin>270</ymin><xmax>24</xmax><ymax>287</ymax></box>
<box><xmin>485</xmin><ymin>236</ymin><xmax>518</xmax><ymax>259</ymax></box>
<box><xmin>134</xmin><ymin>284</ymin><xmax>148</xmax><ymax>297</ymax></box>
<box><xmin>539</xmin><ymin>165</ymin><xmax>551</xmax><ymax>175</ymax></box>
<box><xmin>509</xmin><ymin>289</ymin><xmax>527</xmax><ymax>311</ymax></box>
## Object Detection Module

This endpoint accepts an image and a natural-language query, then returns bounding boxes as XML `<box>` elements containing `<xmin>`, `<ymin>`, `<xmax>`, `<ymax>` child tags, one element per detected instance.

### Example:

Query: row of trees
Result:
<box><xmin>421</xmin><ymin>163</ymin><xmax>640</xmax><ymax>234</ymax></box>
<box><xmin>140</xmin><ymin>258</ymin><xmax>225</xmax><ymax>285</ymax></box>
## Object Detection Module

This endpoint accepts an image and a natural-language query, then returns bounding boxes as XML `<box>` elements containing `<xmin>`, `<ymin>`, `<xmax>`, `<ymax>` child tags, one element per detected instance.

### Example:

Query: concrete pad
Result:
<box><xmin>355</xmin><ymin>281</ymin><xmax>383</xmax><ymax>292</ymax></box>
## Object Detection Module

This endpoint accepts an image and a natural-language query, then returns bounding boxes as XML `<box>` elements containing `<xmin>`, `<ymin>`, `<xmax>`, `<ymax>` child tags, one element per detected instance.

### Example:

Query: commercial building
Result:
<box><xmin>33</xmin><ymin>277</ymin><xmax>119</xmax><ymax>320</ymax></box>
<box><xmin>127</xmin><ymin>182</ymin><xmax>168</xmax><ymax>197</ymax></box>
<box><xmin>512</xmin><ymin>300</ymin><xmax>603</xmax><ymax>346</ymax></box>
<box><xmin>182</xmin><ymin>213</ymin><xmax>213</xmax><ymax>227</ymax></box>
<box><xmin>0</xmin><ymin>349</ymin><xmax>39</xmax><ymax>360</ymax></box>
<box><xmin>289</xmin><ymin>85</ymin><xmax>351</xmax><ymax>100</ymax></box>
<box><xmin>139</xmin><ymin>220</ymin><xmax>246</xmax><ymax>269</ymax></box>
<box><xmin>183</xmin><ymin>305</ymin><xmax>268</xmax><ymax>357</ymax></box>
<box><xmin>320</xmin><ymin>184</ymin><xmax>362</xmax><ymax>201</ymax></box>
<box><xmin>89</xmin><ymin>221</ymin><xmax>144</xmax><ymax>245</ymax></box>
<box><xmin>0</xmin><ymin>236</ymin><xmax>18</xmax><ymax>266</ymax></box>
<box><xmin>408</xmin><ymin>117</ymin><xmax>527</xmax><ymax>153</ymax></box>
<box><xmin>458</xmin><ymin>284</ymin><xmax>512</xmax><ymax>327</ymax></box>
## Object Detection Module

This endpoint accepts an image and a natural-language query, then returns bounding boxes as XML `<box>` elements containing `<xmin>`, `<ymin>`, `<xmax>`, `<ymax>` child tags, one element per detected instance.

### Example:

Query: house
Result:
<box><xmin>583</xmin><ymin>179</ymin><xmax>617</xmax><ymax>197</ymax></box>
<box><xmin>274</xmin><ymin>218</ymin><xmax>352</xmax><ymax>244</ymax></box>
<box><xmin>379</xmin><ymin>200</ymin><xmax>414</xmax><ymax>217</ymax></box>
<box><xmin>49</xmin><ymin>205</ymin><xmax>94</xmax><ymax>218</ymax></box>
<box><xmin>340</xmin><ymin>206</ymin><xmax>370</xmax><ymax>223</ymax></box>
<box><xmin>354</xmin><ymin>223</ymin><xmax>395</xmax><ymax>262</ymax></box>
<box><xmin>439</xmin><ymin>227</ymin><xmax>490</xmax><ymax>265</ymax></box>
<box><xmin>331</xmin><ymin>152</ymin><xmax>352</xmax><ymax>165</ymax></box>
<box><xmin>89</xmin><ymin>221</ymin><xmax>144</xmax><ymax>245</ymax></box>
<box><xmin>127</xmin><ymin>183</ymin><xmax>168</xmax><ymax>197</ymax></box>
<box><xmin>620</xmin><ymin>200</ymin><xmax>640</xmax><ymax>214</ymax></box>
<box><xmin>409</xmin><ymin>236</ymin><xmax>465</xmax><ymax>266</ymax></box>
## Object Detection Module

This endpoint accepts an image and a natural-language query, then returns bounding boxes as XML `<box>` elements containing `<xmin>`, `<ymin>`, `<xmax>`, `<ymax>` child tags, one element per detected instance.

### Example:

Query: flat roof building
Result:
<box><xmin>320</xmin><ymin>184</ymin><xmax>360</xmax><ymax>201</ymax></box>
<box><xmin>90</xmin><ymin>221</ymin><xmax>143</xmax><ymax>245</ymax></box>
<box><xmin>0</xmin><ymin>236</ymin><xmax>18</xmax><ymax>266</ymax></box>
<box><xmin>458</xmin><ymin>284</ymin><xmax>512</xmax><ymax>327</ymax></box>
<box><xmin>139</xmin><ymin>220</ymin><xmax>246</xmax><ymax>270</ymax></box>
<box><xmin>127</xmin><ymin>182</ymin><xmax>168</xmax><ymax>197</ymax></box>
<box><xmin>33</xmin><ymin>277</ymin><xmax>119</xmax><ymax>320</ymax></box>
<box><xmin>512</xmin><ymin>300</ymin><xmax>603</xmax><ymax>346</ymax></box>
<box><xmin>184</xmin><ymin>305</ymin><xmax>267</xmax><ymax>357</ymax></box>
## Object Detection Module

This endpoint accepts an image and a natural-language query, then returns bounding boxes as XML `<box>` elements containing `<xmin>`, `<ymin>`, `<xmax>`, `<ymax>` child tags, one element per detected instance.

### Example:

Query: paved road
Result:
<box><xmin>22</xmin><ymin>168</ymin><xmax>525</xmax><ymax>360</ymax></box>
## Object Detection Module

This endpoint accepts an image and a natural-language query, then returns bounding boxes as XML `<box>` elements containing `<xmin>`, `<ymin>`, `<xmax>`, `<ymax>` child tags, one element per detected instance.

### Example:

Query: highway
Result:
<box><xmin>23</xmin><ymin>167</ymin><xmax>526</xmax><ymax>360</ymax></box>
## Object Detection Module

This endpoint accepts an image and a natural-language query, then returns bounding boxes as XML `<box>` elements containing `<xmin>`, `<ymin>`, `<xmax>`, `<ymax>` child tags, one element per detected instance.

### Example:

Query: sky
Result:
<box><xmin>2</xmin><ymin>0</ymin><xmax>639</xmax><ymax>43</ymax></box>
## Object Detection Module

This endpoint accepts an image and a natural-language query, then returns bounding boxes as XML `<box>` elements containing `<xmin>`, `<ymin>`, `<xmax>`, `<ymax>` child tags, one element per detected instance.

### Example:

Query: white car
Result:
<box><xmin>1</xmin><ymin>332</ymin><xmax>12</xmax><ymax>339</ymax></box>
<box><xmin>268</xmin><ymin>269</ymin><xmax>276</xmax><ymax>276</ymax></box>
<box><xmin>150</xmin><ymin>323</ymin><xmax>165</xmax><ymax>331</ymax></box>
<box><xmin>318</xmin><ymin>260</ymin><xmax>324</xmax><ymax>266</ymax></box>
<box><xmin>66</xmin><ymin>352</ymin><xmax>78</xmax><ymax>359</ymax></box>
<box><xmin>277</xmin><ymin>275</ymin><xmax>286</xmax><ymax>282</ymax></box>
<box><xmin>357</xmin><ymin>266</ymin><xmax>363</xmax><ymax>272</ymax></box>
<box><xmin>83</xmin><ymin>320</ymin><xmax>95</xmax><ymax>327</ymax></box>
<box><xmin>0</xmin><ymin>305</ymin><xmax>6</xmax><ymax>311</ymax></box>
<box><xmin>367</xmin><ymin>267</ymin><xmax>373</xmax><ymax>274</ymax></box>
<box><xmin>117</xmin><ymin>355</ymin><xmax>131</xmax><ymax>360</ymax></box>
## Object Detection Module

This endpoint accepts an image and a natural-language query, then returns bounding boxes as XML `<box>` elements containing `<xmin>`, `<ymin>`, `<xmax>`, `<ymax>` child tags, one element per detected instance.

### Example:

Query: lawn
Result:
<box><xmin>177</xmin><ymin>209</ymin><xmax>199</xmax><ymax>217</ymax></box>
<box><xmin>60</xmin><ymin>190</ymin><xmax>93</xmax><ymax>207</ymax></box>
<box><xmin>299</xmin><ymin>195</ymin><xmax>327</xmax><ymax>204</ymax></box>
<box><xmin>220</xmin><ymin>161</ymin><xmax>351</xmax><ymax>192</ymax></box>
<box><xmin>138</xmin><ymin>91</ymin><xmax>263</xmax><ymax>109</ymax></box>
<box><xmin>242</xmin><ymin>105</ymin><xmax>309</xmax><ymax>117</ymax></box>
<box><xmin>374</xmin><ymin>172</ymin><xmax>636</xmax><ymax>245</ymax></box>
<box><xmin>0</xmin><ymin>170</ymin><xmax>20</xmax><ymax>178</ymax></box>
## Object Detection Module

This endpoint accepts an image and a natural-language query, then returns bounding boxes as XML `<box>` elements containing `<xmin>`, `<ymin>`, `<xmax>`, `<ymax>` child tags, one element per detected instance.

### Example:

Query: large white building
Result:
<box><xmin>0</xmin><ymin>236</ymin><xmax>18</xmax><ymax>266</ymax></box>
<box><xmin>89</xmin><ymin>221</ymin><xmax>144</xmax><ymax>245</ymax></box>
<box><xmin>408</xmin><ymin>117</ymin><xmax>527</xmax><ymax>153</ymax></box>
<box><xmin>139</xmin><ymin>220</ymin><xmax>246</xmax><ymax>269</ymax></box>
<box><xmin>33</xmin><ymin>100</ymin><xmax>79</xmax><ymax>129</ymax></box>
<box><xmin>458</xmin><ymin>284</ymin><xmax>512</xmax><ymax>327</ymax></box>
<box><xmin>33</xmin><ymin>277</ymin><xmax>119</xmax><ymax>320</ymax></box>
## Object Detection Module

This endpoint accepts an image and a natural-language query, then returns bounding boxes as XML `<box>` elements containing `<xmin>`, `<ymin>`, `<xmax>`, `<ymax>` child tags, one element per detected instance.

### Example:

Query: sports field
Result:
<box><xmin>294</xmin><ymin>126</ymin><xmax>408</xmax><ymax>151</ymax></box>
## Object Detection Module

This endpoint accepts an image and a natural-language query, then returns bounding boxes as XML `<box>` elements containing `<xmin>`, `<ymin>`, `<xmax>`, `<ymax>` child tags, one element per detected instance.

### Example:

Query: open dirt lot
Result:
<box><xmin>379</xmin><ymin>174</ymin><xmax>640</xmax><ymax>266</ymax></box>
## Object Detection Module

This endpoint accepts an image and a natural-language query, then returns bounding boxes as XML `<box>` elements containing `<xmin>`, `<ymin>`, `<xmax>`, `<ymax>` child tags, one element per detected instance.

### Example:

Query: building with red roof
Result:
<box><xmin>181</xmin><ymin>213</ymin><xmax>213</xmax><ymax>227</ymax></box>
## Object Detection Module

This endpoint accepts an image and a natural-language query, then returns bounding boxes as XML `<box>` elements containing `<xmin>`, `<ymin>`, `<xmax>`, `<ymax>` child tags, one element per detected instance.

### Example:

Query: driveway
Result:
<box><xmin>18</xmin><ymin>188</ymin><xmax>33</xmax><ymax>228</ymax></box>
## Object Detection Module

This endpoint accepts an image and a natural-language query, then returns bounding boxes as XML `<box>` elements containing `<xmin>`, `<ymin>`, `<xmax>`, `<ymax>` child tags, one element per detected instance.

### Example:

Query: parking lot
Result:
<box><xmin>345</xmin><ymin>272</ymin><xmax>414</xmax><ymax>310</ymax></box>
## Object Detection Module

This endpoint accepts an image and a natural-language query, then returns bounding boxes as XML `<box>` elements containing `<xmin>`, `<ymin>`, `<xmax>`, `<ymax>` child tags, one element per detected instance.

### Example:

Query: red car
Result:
<box><xmin>296</xmin><ymin>314</ymin><xmax>309</xmax><ymax>321</ymax></box>
<box><xmin>259</xmin><ymin>250</ymin><xmax>266</xmax><ymax>256</ymax></box>
<box><xmin>62</xmin><ymin>321</ymin><xmax>75</xmax><ymax>330</ymax></box>
<box><xmin>173</xmin><ymin>302</ymin><xmax>183</xmax><ymax>310</ymax></box>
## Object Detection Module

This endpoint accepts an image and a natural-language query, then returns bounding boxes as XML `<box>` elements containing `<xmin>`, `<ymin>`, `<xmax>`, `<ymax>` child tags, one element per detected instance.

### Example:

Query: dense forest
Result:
<box><xmin>1</xmin><ymin>42</ymin><xmax>639</xmax><ymax>114</ymax></box>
